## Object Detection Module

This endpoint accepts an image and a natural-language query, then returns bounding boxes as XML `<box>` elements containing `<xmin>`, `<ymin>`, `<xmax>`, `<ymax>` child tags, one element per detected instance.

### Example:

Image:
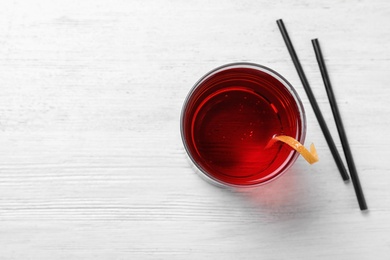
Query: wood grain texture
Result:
<box><xmin>1</xmin><ymin>0</ymin><xmax>390</xmax><ymax>259</ymax></box>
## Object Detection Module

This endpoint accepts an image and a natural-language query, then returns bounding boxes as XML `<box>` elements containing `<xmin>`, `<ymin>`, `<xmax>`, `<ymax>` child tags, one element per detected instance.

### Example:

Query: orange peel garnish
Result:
<box><xmin>267</xmin><ymin>135</ymin><xmax>319</xmax><ymax>164</ymax></box>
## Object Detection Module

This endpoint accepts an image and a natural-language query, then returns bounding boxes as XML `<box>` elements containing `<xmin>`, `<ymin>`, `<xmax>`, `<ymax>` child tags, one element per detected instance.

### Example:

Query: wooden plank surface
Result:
<box><xmin>1</xmin><ymin>0</ymin><xmax>389</xmax><ymax>259</ymax></box>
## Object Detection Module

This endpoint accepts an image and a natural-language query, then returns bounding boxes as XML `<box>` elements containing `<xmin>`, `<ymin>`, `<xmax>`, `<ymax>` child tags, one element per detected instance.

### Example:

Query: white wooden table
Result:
<box><xmin>1</xmin><ymin>0</ymin><xmax>389</xmax><ymax>259</ymax></box>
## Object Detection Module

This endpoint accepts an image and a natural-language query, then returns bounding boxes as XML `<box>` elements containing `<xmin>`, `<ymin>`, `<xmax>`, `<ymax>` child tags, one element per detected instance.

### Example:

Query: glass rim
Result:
<box><xmin>180</xmin><ymin>62</ymin><xmax>307</xmax><ymax>188</ymax></box>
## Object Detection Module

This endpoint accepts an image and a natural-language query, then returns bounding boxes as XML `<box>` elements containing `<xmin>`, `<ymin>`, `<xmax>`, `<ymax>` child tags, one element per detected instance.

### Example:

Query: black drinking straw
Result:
<box><xmin>312</xmin><ymin>38</ymin><xmax>367</xmax><ymax>210</ymax></box>
<box><xmin>276</xmin><ymin>19</ymin><xmax>350</xmax><ymax>181</ymax></box>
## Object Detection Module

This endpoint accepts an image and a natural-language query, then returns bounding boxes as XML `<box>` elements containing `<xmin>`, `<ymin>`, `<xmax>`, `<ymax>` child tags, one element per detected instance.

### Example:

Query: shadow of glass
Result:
<box><xmin>231</xmin><ymin>163</ymin><xmax>318</xmax><ymax>222</ymax></box>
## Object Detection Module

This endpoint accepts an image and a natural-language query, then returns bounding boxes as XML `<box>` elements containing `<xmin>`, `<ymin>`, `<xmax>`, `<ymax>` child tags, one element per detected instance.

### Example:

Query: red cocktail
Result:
<box><xmin>181</xmin><ymin>63</ymin><xmax>306</xmax><ymax>187</ymax></box>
